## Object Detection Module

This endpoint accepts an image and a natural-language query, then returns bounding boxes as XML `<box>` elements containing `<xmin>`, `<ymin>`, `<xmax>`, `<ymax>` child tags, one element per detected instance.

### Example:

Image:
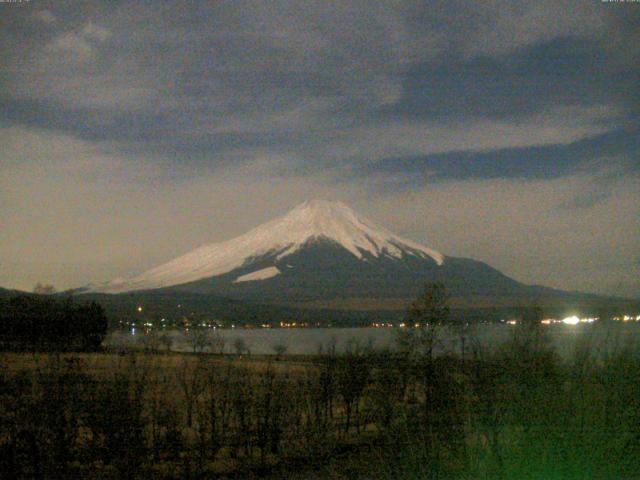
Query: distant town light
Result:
<box><xmin>580</xmin><ymin>317</ymin><xmax>597</xmax><ymax>323</ymax></box>
<box><xmin>562</xmin><ymin>316</ymin><xmax>580</xmax><ymax>325</ymax></box>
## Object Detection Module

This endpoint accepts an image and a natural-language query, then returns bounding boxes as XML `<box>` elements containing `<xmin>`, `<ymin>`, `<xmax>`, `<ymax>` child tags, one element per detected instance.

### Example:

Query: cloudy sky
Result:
<box><xmin>1</xmin><ymin>0</ymin><xmax>638</xmax><ymax>297</ymax></box>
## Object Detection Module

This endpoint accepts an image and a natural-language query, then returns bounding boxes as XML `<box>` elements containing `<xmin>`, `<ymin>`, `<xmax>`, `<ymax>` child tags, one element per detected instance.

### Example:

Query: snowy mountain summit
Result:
<box><xmin>92</xmin><ymin>200</ymin><xmax>444</xmax><ymax>293</ymax></box>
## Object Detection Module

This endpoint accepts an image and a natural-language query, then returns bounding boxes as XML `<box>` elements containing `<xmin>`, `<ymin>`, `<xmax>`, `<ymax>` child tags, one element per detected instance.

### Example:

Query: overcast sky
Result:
<box><xmin>1</xmin><ymin>1</ymin><xmax>638</xmax><ymax>297</ymax></box>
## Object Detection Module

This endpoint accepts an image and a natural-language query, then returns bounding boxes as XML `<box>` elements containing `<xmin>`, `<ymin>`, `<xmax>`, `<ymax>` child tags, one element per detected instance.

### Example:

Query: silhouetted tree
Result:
<box><xmin>398</xmin><ymin>282</ymin><xmax>450</xmax><ymax>360</ymax></box>
<box><xmin>336</xmin><ymin>342</ymin><xmax>371</xmax><ymax>434</ymax></box>
<box><xmin>159</xmin><ymin>331</ymin><xmax>173</xmax><ymax>353</ymax></box>
<box><xmin>188</xmin><ymin>326</ymin><xmax>209</xmax><ymax>353</ymax></box>
<box><xmin>272</xmin><ymin>342</ymin><xmax>288</xmax><ymax>359</ymax></box>
<box><xmin>233</xmin><ymin>337</ymin><xmax>249</xmax><ymax>355</ymax></box>
<box><xmin>211</xmin><ymin>330</ymin><xmax>226</xmax><ymax>354</ymax></box>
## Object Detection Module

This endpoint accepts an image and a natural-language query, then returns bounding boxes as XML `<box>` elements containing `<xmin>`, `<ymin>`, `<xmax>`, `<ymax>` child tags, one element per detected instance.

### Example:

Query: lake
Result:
<box><xmin>105</xmin><ymin>322</ymin><xmax>640</xmax><ymax>358</ymax></box>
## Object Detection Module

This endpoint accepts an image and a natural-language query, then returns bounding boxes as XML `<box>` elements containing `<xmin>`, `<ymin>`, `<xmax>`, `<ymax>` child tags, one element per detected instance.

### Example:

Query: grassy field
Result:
<box><xmin>1</xmin><ymin>321</ymin><xmax>639</xmax><ymax>479</ymax></box>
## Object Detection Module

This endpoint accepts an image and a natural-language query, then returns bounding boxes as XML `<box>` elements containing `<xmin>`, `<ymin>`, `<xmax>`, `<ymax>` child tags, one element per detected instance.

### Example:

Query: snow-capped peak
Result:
<box><xmin>272</xmin><ymin>200</ymin><xmax>444</xmax><ymax>263</ymax></box>
<box><xmin>92</xmin><ymin>200</ymin><xmax>444</xmax><ymax>293</ymax></box>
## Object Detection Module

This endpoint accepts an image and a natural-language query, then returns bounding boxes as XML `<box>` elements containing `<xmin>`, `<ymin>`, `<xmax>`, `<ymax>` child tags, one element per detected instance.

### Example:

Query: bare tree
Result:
<box><xmin>188</xmin><ymin>327</ymin><xmax>209</xmax><ymax>354</ymax></box>
<box><xmin>210</xmin><ymin>330</ymin><xmax>226</xmax><ymax>355</ymax></box>
<box><xmin>233</xmin><ymin>337</ymin><xmax>249</xmax><ymax>356</ymax></box>
<box><xmin>336</xmin><ymin>345</ymin><xmax>370</xmax><ymax>435</ymax></box>
<box><xmin>140</xmin><ymin>329</ymin><xmax>160</xmax><ymax>354</ymax></box>
<box><xmin>159</xmin><ymin>332</ymin><xmax>173</xmax><ymax>353</ymax></box>
<box><xmin>272</xmin><ymin>342</ymin><xmax>288</xmax><ymax>359</ymax></box>
<box><xmin>397</xmin><ymin>282</ymin><xmax>450</xmax><ymax>360</ymax></box>
<box><xmin>177</xmin><ymin>358</ymin><xmax>205</xmax><ymax>428</ymax></box>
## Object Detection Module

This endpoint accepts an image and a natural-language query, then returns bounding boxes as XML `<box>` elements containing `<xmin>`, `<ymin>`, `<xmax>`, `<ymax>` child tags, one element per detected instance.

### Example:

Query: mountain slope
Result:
<box><xmin>87</xmin><ymin>200</ymin><xmax>631</xmax><ymax>312</ymax></box>
<box><xmin>161</xmin><ymin>238</ymin><xmax>595</xmax><ymax>307</ymax></box>
<box><xmin>90</xmin><ymin>200</ymin><xmax>444</xmax><ymax>294</ymax></box>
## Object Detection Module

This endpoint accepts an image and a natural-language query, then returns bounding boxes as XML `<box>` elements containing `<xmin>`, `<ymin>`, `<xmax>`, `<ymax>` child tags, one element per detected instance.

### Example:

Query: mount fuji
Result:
<box><xmin>86</xmin><ymin>200</ymin><xmax>612</xmax><ymax>312</ymax></box>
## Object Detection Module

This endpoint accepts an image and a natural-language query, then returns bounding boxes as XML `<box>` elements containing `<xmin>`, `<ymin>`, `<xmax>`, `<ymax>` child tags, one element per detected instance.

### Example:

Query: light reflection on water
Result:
<box><xmin>105</xmin><ymin>323</ymin><xmax>640</xmax><ymax>358</ymax></box>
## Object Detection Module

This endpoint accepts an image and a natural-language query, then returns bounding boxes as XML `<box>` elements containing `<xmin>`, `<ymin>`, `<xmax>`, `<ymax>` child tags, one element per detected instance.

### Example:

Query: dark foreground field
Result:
<box><xmin>1</xmin><ymin>322</ymin><xmax>639</xmax><ymax>479</ymax></box>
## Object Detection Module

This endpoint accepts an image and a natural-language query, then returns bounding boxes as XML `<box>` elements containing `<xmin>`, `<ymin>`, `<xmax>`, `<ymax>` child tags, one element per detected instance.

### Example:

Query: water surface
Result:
<box><xmin>105</xmin><ymin>323</ymin><xmax>640</xmax><ymax>358</ymax></box>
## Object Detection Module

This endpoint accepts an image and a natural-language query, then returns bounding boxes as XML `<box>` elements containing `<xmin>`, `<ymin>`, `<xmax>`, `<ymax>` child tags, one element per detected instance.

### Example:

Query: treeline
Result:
<box><xmin>1</xmin><ymin>324</ymin><xmax>639</xmax><ymax>478</ymax></box>
<box><xmin>0</xmin><ymin>295</ymin><xmax>107</xmax><ymax>351</ymax></box>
